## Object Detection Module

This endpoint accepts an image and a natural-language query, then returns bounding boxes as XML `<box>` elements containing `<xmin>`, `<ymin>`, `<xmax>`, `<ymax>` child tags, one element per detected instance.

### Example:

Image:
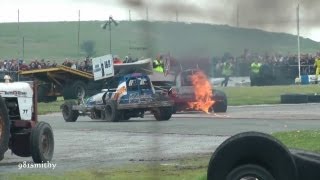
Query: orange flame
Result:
<box><xmin>187</xmin><ymin>71</ymin><xmax>215</xmax><ymax>113</ymax></box>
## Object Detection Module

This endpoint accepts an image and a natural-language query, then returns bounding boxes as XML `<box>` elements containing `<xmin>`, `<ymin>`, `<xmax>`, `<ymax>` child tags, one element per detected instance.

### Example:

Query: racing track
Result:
<box><xmin>1</xmin><ymin>103</ymin><xmax>320</xmax><ymax>173</ymax></box>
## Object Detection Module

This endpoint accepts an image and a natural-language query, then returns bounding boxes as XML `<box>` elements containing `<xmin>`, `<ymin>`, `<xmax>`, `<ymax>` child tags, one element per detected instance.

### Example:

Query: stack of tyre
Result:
<box><xmin>281</xmin><ymin>93</ymin><xmax>320</xmax><ymax>104</ymax></box>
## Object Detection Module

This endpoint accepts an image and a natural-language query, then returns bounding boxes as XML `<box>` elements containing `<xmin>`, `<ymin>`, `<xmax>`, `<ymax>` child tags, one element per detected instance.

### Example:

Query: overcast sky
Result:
<box><xmin>1</xmin><ymin>0</ymin><xmax>320</xmax><ymax>42</ymax></box>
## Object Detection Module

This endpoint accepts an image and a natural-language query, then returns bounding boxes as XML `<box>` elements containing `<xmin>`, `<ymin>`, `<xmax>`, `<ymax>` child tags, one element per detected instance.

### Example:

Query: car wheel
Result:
<box><xmin>153</xmin><ymin>107</ymin><xmax>172</xmax><ymax>121</ymax></box>
<box><xmin>61</xmin><ymin>101</ymin><xmax>79</xmax><ymax>122</ymax></box>
<box><xmin>104</xmin><ymin>101</ymin><xmax>119</xmax><ymax>122</ymax></box>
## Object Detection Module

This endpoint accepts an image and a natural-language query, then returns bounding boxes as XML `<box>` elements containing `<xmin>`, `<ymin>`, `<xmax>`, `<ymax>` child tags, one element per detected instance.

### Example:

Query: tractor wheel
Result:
<box><xmin>0</xmin><ymin>96</ymin><xmax>10</xmax><ymax>161</ymax></box>
<box><xmin>72</xmin><ymin>81</ymin><xmax>87</xmax><ymax>99</ymax></box>
<box><xmin>153</xmin><ymin>107</ymin><xmax>172</xmax><ymax>121</ymax></box>
<box><xmin>207</xmin><ymin>131</ymin><xmax>298</xmax><ymax>180</ymax></box>
<box><xmin>63</xmin><ymin>80</ymin><xmax>87</xmax><ymax>100</ymax></box>
<box><xmin>61</xmin><ymin>101</ymin><xmax>79</xmax><ymax>122</ymax></box>
<box><xmin>30</xmin><ymin>122</ymin><xmax>54</xmax><ymax>163</ymax></box>
<box><xmin>104</xmin><ymin>101</ymin><xmax>119</xmax><ymax>122</ymax></box>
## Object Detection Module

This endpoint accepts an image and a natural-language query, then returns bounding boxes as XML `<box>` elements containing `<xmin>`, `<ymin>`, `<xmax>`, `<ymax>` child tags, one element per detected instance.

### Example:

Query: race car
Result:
<box><xmin>60</xmin><ymin>73</ymin><xmax>174</xmax><ymax>122</ymax></box>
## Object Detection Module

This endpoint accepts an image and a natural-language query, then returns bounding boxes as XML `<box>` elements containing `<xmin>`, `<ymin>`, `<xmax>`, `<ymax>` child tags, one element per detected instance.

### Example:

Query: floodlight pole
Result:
<box><xmin>109</xmin><ymin>18</ymin><xmax>112</xmax><ymax>54</ymax></box>
<box><xmin>102</xmin><ymin>16</ymin><xmax>117</xmax><ymax>54</ymax></box>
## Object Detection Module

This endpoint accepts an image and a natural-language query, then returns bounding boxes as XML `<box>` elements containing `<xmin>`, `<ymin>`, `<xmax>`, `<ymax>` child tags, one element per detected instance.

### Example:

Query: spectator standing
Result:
<box><xmin>220</xmin><ymin>59</ymin><xmax>233</xmax><ymax>87</ymax></box>
<box><xmin>250</xmin><ymin>58</ymin><xmax>262</xmax><ymax>86</ymax></box>
<box><xmin>314</xmin><ymin>53</ymin><xmax>320</xmax><ymax>84</ymax></box>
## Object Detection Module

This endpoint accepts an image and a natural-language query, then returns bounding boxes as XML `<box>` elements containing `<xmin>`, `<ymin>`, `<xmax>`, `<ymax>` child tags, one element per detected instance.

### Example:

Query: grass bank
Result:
<box><xmin>4</xmin><ymin>130</ymin><xmax>320</xmax><ymax>180</ymax></box>
<box><xmin>273</xmin><ymin>130</ymin><xmax>320</xmax><ymax>153</ymax></box>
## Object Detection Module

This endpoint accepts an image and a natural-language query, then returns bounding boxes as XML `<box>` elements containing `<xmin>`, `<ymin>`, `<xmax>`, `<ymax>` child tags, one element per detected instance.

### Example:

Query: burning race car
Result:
<box><xmin>0</xmin><ymin>77</ymin><xmax>54</xmax><ymax>163</ymax></box>
<box><xmin>149</xmin><ymin>55</ymin><xmax>227</xmax><ymax>114</ymax></box>
<box><xmin>169</xmin><ymin>69</ymin><xmax>227</xmax><ymax>114</ymax></box>
<box><xmin>61</xmin><ymin>73</ymin><xmax>174</xmax><ymax>122</ymax></box>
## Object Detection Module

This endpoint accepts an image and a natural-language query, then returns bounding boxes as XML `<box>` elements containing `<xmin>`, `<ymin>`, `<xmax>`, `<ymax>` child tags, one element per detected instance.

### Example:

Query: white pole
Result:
<box><xmin>77</xmin><ymin>10</ymin><xmax>80</xmax><ymax>57</ymax></box>
<box><xmin>297</xmin><ymin>3</ymin><xmax>301</xmax><ymax>78</ymax></box>
<box><xmin>18</xmin><ymin>9</ymin><xmax>20</xmax><ymax>81</ymax></box>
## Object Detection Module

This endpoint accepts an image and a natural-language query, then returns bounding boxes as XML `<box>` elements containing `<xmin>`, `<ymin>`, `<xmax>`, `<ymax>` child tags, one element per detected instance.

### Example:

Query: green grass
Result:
<box><xmin>2</xmin><ymin>155</ymin><xmax>211</xmax><ymax>180</ymax></box>
<box><xmin>219</xmin><ymin>84</ymin><xmax>320</xmax><ymax>105</ymax></box>
<box><xmin>273</xmin><ymin>130</ymin><xmax>320</xmax><ymax>153</ymax></box>
<box><xmin>0</xmin><ymin>21</ymin><xmax>319</xmax><ymax>62</ymax></box>
<box><xmin>37</xmin><ymin>97</ymin><xmax>64</xmax><ymax>115</ymax></box>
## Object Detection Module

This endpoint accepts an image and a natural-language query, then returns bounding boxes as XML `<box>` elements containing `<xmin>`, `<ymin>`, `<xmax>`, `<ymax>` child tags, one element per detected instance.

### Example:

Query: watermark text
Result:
<box><xmin>18</xmin><ymin>161</ymin><xmax>57</xmax><ymax>170</ymax></box>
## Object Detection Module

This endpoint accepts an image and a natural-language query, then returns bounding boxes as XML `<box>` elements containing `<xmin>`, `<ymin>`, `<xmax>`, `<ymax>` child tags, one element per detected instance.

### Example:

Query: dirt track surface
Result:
<box><xmin>1</xmin><ymin>103</ymin><xmax>320</xmax><ymax>173</ymax></box>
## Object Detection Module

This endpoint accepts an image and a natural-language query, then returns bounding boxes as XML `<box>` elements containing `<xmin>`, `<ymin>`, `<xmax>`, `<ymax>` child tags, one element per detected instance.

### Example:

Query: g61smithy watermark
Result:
<box><xmin>18</xmin><ymin>161</ymin><xmax>57</xmax><ymax>170</ymax></box>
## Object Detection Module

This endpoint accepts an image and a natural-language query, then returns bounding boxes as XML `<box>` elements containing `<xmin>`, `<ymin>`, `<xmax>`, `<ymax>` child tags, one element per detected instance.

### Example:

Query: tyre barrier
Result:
<box><xmin>280</xmin><ymin>94</ymin><xmax>308</xmax><ymax>104</ymax></box>
<box><xmin>306</xmin><ymin>93</ymin><xmax>320</xmax><ymax>103</ymax></box>
<box><xmin>280</xmin><ymin>93</ymin><xmax>320</xmax><ymax>104</ymax></box>
<box><xmin>207</xmin><ymin>132</ymin><xmax>320</xmax><ymax>180</ymax></box>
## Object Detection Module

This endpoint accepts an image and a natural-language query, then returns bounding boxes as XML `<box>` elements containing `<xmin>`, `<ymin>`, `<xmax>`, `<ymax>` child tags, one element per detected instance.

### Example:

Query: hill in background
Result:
<box><xmin>0</xmin><ymin>20</ymin><xmax>319</xmax><ymax>62</ymax></box>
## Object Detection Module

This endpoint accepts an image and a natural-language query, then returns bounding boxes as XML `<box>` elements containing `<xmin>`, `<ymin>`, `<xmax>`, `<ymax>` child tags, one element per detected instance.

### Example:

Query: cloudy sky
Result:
<box><xmin>1</xmin><ymin>0</ymin><xmax>320</xmax><ymax>42</ymax></box>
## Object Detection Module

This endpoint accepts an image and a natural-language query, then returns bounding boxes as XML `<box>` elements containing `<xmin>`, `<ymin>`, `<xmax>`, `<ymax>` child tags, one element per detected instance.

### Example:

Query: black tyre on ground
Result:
<box><xmin>61</xmin><ymin>101</ymin><xmax>79</xmax><ymax>122</ymax></box>
<box><xmin>153</xmin><ymin>107</ymin><xmax>172</xmax><ymax>121</ymax></box>
<box><xmin>207</xmin><ymin>132</ymin><xmax>297</xmax><ymax>180</ymax></box>
<box><xmin>0</xmin><ymin>96</ymin><xmax>10</xmax><ymax>161</ymax></box>
<box><xmin>30</xmin><ymin>122</ymin><xmax>54</xmax><ymax>163</ymax></box>
<box><xmin>280</xmin><ymin>94</ymin><xmax>308</xmax><ymax>104</ymax></box>
<box><xmin>307</xmin><ymin>93</ymin><xmax>320</xmax><ymax>103</ymax></box>
<box><xmin>104</xmin><ymin>101</ymin><xmax>119</xmax><ymax>122</ymax></box>
<box><xmin>63</xmin><ymin>80</ymin><xmax>87</xmax><ymax>100</ymax></box>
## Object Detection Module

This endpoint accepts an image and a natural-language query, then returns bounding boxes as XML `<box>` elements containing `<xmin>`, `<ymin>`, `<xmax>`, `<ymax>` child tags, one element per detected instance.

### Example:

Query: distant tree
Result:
<box><xmin>81</xmin><ymin>40</ymin><xmax>96</xmax><ymax>57</ymax></box>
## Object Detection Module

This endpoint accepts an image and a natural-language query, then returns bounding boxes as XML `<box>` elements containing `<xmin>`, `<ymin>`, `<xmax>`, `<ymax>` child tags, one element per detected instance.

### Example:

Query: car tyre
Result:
<box><xmin>61</xmin><ymin>101</ymin><xmax>79</xmax><ymax>122</ymax></box>
<box><xmin>153</xmin><ymin>107</ymin><xmax>172</xmax><ymax>121</ymax></box>
<box><xmin>104</xmin><ymin>101</ymin><xmax>119</xmax><ymax>122</ymax></box>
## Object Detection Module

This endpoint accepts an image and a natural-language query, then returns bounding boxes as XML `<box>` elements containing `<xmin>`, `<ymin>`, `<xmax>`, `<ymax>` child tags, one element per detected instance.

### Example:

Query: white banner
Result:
<box><xmin>92</xmin><ymin>54</ymin><xmax>114</xmax><ymax>81</ymax></box>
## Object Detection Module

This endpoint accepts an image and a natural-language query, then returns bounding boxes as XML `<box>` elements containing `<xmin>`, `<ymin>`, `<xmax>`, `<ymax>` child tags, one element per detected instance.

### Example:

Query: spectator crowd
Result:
<box><xmin>0</xmin><ymin>55</ymin><xmax>141</xmax><ymax>73</ymax></box>
<box><xmin>1</xmin><ymin>51</ymin><xmax>319</xmax><ymax>85</ymax></box>
<box><xmin>213</xmin><ymin>51</ymin><xmax>318</xmax><ymax>78</ymax></box>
